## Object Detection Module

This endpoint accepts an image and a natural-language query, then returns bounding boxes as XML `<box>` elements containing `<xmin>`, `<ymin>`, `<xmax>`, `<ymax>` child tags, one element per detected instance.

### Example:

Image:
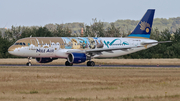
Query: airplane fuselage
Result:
<box><xmin>8</xmin><ymin>37</ymin><xmax>157</xmax><ymax>58</ymax></box>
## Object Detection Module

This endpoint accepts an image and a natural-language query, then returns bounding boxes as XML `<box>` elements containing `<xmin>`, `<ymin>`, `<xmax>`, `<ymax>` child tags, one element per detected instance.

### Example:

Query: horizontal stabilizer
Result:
<box><xmin>141</xmin><ymin>41</ymin><xmax>172</xmax><ymax>45</ymax></box>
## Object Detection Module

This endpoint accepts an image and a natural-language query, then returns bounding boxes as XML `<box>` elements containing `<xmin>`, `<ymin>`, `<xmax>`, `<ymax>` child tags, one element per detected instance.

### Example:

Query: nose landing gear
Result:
<box><xmin>26</xmin><ymin>57</ymin><xmax>32</xmax><ymax>66</ymax></box>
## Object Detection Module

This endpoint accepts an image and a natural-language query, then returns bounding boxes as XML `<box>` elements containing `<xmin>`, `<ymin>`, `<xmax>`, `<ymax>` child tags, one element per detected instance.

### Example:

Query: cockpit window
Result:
<box><xmin>14</xmin><ymin>43</ymin><xmax>20</xmax><ymax>45</ymax></box>
<box><xmin>14</xmin><ymin>42</ymin><xmax>26</xmax><ymax>46</ymax></box>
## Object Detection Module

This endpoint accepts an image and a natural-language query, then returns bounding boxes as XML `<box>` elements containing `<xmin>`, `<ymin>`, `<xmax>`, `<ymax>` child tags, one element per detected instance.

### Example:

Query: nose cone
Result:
<box><xmin>8</xmin><ymin>45</ymin><xmax>17</xmax><ymax>55</ymax></box>
<box><xmin>8</xmin><ymin>46</ymin><xmax>14</xmax><ymax>52</ymax></box>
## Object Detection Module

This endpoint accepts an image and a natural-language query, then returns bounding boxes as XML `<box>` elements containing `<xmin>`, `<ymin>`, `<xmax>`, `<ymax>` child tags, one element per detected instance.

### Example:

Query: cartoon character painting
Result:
<box><xmin>62</xmin><ymin>37</ymin><xmax>72</xmax><ymax>49</ymax></box>
<box><xmin>71</xmin><ymin>38</ymin><xmax>80</xmax><ymax>49</ymax></box>
<box><xmin>61</xmin><ymin>37</ymin><xmax>105</xmax><ymax>49</ymax></box>
<box><xmin>96</xmin><ymin>40</ymin><xmax>104</xmax><ymax>48</ymax></box>
<box><xmin>88</xmin><ymin>37</ymin><xmax>96</xmax><ymax>49</ymax></box>
<box><xmin>78</xmin><ymin>38</ymin><xmax>88</xmax><ymax>49</ymax></box>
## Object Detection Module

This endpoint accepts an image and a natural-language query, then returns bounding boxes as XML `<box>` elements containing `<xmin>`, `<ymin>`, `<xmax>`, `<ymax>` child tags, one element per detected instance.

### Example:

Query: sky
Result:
<box><xmin>0</xmin><ymin>0</ymin><xmax>180</xmax><ymax>28</ymax></box>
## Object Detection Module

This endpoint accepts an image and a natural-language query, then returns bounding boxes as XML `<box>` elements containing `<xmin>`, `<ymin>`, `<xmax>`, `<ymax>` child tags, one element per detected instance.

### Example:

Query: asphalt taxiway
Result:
<box><xmin>0</xmin><ymin>64</ymin><xmax>180</xmax><ymax>67</ymax></box>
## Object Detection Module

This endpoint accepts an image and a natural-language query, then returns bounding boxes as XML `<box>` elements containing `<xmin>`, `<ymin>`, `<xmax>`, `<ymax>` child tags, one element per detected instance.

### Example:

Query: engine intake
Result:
<box><xmin>36</xmin><ymin>58</ymin><xmax>58</xmax><ymax>63</ymax></box>
<box><xmin>68</xmin><ymin>53</ymin><xmax>86</xmax><ymax>63</ymax></box>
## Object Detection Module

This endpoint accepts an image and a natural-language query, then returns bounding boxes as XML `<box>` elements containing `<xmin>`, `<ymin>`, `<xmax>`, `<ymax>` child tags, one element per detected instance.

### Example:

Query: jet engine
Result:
<box><xmin>67</xmin><ymin>53</ymin><xmax>86</xmax><ymax>63</ymax></box>
<box><xmin>36</xmin><ymin>58</ymin><xmax>58</xmax><ymax>63</ymax></box>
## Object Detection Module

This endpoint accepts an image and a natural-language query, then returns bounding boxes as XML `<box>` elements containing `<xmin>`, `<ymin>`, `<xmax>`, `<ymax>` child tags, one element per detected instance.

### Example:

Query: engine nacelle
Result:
<box><xmin>36</xmin><ymin>58</ymin><xmax>57</xmax><ymax>63</ymax></box>
<box><xmin>68</xmin><ymin>53</ymin><xmax>86</xmax><ymax>63</ymax></box>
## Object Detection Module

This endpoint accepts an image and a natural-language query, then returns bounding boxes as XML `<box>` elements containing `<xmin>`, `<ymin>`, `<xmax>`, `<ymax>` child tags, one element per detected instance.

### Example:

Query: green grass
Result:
<box><xmin>30</xmin><ymin>90</ymin><xmax>38</xmax><ymax>94</ymax></box>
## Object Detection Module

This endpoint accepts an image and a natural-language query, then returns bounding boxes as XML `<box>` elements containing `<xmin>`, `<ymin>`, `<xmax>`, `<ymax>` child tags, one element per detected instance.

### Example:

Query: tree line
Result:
<box><xmin>42</xmin><ymin>17</ymin><xmax>180</xmax><ymax>35</ymax></box>
<box><xmin>0</xmin><ymin>21</ymin><xmax>179</xmax><ymax>59</ymax></box>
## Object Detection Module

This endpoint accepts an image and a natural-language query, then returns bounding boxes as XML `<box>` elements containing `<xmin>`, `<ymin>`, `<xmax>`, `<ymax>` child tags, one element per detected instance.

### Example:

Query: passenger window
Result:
<box><xmin>20</xmin><ymin>43</ymin><xmax>22</xmax><ymax>45</ymax></box>
<box><xmin>23</xmin><ymin>43</ymin><xmax>26</xmax><ymax>45</ymax></box>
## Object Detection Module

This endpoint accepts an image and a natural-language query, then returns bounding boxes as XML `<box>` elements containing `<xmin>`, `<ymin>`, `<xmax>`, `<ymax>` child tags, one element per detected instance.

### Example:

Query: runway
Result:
<box><xmin>0</xmin><ymin>64</ymin><xmax>180</xmax><ymax>67</ymax></box>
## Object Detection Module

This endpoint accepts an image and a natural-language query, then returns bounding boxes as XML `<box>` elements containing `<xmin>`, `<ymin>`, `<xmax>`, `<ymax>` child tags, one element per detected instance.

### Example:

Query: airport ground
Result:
<box><xmin>0</xmin><ymin>59</ymin><xmax>180</xmax><ymax>101</ymax></box>
<box><xmin>1</xmin><ymin>58</ymin><xmax>180</xmax><ymax>65</ymax></box>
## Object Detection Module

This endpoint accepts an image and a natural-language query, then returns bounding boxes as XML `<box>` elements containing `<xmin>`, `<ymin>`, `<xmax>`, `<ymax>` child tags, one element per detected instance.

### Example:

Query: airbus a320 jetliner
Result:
<box><xmin>8</xmin><ymin>9</ymin><xmax>171</xmax><ymax>66</ymax></box>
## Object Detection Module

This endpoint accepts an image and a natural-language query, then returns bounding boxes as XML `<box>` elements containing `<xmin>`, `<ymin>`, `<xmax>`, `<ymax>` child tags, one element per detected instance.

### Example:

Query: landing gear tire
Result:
<box><xmin>26</xmin><ymin>62</ymin><xmax>32</xmax><ymax>66</ymax></box>
<box><xmin>87</xmin><ymin>61</ymin><xmax>95</xmax><ymax>66</ymax></box>
<box><xmin>65</xmin><ymin>61</ymin><xmax>73</xmax><ymax>66</ymax></box>
<box><xmin>26</xmin><ymin>57</ymin><xmax>32</xmax><ymax>66</ymax></box>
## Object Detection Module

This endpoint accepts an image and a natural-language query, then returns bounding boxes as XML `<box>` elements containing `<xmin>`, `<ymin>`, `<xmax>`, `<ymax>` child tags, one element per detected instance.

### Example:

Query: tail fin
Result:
<box><xmin>128</xmin><ymin>9</ymin><xmax>155</xmax><ymax>38</ymax></box>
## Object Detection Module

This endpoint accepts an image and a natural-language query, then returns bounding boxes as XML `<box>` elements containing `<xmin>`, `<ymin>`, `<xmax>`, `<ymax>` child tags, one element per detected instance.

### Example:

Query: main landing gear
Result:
<box><xmin>87</xmin><ymin>61</ymin><xmax>95</xmax><ymax>66</ymax></box>
<box><xmin>65</xmin><ymin>61</ymin><xmax>95</xmax><ymax>66</ymax></box>
<box><xmin>26</xmin><ymin>57</ymin><xmax>32</xmax><ymax>66</ymax></box>
<box><xmin>65</xmin><ymin>61</ymin><xmax>73</xmax><ymax>66</ymax></box>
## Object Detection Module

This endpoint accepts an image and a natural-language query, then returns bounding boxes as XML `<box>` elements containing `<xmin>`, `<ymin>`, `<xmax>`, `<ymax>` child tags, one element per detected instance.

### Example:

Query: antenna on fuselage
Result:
<box><xmin>30</xmin><ymin>35</ymin><xmax>32</xmax><ymax>37</ymax></box>
<box><xmin>94</xmin><ymin>32</ymin><xmax>97</xmax><ymax>38</ymax></box>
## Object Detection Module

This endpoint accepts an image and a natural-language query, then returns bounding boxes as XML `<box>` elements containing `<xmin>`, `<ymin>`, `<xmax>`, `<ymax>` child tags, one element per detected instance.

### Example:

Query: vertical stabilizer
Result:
<box><xmin>128</xmin><ymin>9</ymin><xmax>155</xmax><ymax>38</ymax></box>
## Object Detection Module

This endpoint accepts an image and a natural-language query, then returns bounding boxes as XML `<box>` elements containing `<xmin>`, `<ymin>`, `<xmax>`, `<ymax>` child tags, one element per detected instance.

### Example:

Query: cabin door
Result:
<box><xmin>129</xmin><ymin>39</ymin><xmax>139</xmax><ymax>46</ymax></box>
<box><xmin>30</xmin><ymin>39</ymin><xmax>37</xmax><ymax>50</ymax></box>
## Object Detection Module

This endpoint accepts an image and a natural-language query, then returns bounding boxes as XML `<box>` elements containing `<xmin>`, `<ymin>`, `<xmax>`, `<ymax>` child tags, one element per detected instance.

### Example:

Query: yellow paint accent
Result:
<box><xmin>8</xmin><ymin>45</ymin><xmax>22</xmax><ymax>51</ymax></box>
<box><xmin>127</xmin><ymin>37</ymin><xmax>149</xmax><ymax>39</ymax></box>
<box><xmin>144</xmin><ymin>45</ymin><xmax>148</xmax><ymax>48</ymax></box>
<box><xmin>139</xmin><ymin>21</ymin><xmax>151</xmax><ymax>31</ymax></box>
<box><xmin>146</xmin><ymin>28</ymin><xmax>149</xmax><ymax>33</ymax></box>
<box><xmin>35</xmin><ymin>37</ymin><xmax>64</xmax><ymax>49</ymax></box>
<box><xmin>44</xmin><ymin>46</ymin><xmax>49</xmax><ymax>48</ymax></box>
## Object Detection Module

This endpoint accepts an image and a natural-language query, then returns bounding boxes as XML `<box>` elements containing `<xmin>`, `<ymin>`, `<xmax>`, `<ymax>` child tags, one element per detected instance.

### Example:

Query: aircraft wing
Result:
<box><xmin>85</xmin><ymin>46</ymin><xmax>138</xmax><ymax>53</ymax></box>
<box><xmin>141</xmin><ymin>41</ymin><xmax>172</xmax><ymax>45</ymax></box>
<box><xmin>67</xmin><ymin>46</ymin><xmax>139</xmax><ymax>54</ymax></box>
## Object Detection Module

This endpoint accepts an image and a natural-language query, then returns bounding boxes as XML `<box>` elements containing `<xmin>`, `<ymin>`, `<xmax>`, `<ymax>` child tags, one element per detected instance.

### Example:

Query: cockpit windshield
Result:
<box><xmin>14</xmin><ymin>42</ymin><xmax>26</xmax><ymax>46</ymax></box>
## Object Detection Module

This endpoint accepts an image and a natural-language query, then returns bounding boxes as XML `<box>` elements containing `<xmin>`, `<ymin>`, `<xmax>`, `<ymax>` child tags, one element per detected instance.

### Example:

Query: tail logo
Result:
<box><xmin>139</xmin><ymin>21</ymin><xmax>151</xmax><ymax>33</ymax></box>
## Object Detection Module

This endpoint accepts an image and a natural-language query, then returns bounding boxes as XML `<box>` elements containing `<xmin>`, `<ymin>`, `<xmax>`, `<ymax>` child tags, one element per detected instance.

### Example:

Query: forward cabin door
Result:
<box><xmin>30</xmin><ymin>39</ymin><xmax>37</xmax><ymax>50</ymax></box>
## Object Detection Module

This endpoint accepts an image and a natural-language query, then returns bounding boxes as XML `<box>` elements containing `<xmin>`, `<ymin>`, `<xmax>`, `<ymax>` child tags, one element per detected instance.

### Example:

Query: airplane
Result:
<box><xmin>8</xmin><ymin>9</ymin><xmax>171</xmax><ymax>66</ymax></box>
